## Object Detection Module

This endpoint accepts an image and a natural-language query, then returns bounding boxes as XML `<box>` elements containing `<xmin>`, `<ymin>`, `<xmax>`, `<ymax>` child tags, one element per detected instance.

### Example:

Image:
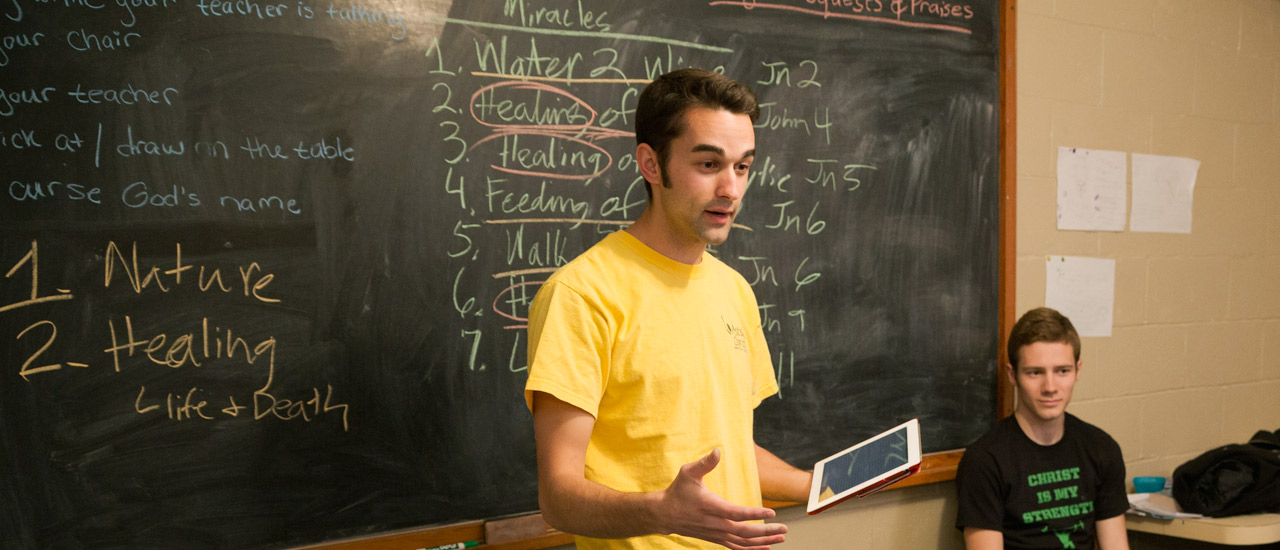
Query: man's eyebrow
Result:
<box><xmin>690</xmin><ymin>144</ymin><xmax>725</xmax><ymax>155</ymax></box>
<box><xmin>689</xmin><ymin>145</ymin><xmax>756</xmax><ymax>160</ymax></box>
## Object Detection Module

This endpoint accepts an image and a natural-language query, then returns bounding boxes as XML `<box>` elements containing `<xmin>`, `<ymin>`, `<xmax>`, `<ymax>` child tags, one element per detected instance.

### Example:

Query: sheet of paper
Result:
<box><xmin>1127</xmin><ymin>492</ymin><xmax>1204</xmax><ymax>520</ymax></box>
<box><xmin>1056</xmin><ymin>147</ymin><xmax>1127</xmax><ymax>231</ymax></box>
<box><xmin>1045</xmin><ymin>255</ymin><xmax>1115</xmax><ymax>338</ymax></box>
<box><xmin>1130</xmin><ymin>153</ymin><xmax>1199</xmax><ymax>234</ymax></box>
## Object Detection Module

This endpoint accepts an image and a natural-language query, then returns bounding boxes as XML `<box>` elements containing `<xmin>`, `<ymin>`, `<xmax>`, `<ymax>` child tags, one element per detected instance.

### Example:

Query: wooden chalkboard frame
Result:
<box><xmin>300</xmin><ymin>0</ymin><xmax>1018</xmax><ymax>548</ymax></box>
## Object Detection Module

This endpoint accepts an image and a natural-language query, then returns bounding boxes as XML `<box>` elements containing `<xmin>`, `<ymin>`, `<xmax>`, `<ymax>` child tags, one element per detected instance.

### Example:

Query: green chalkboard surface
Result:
<box><xmin>1</xmin><ymin>1</ymin><xmax>1000</xmax><ymax>548</ymax></box>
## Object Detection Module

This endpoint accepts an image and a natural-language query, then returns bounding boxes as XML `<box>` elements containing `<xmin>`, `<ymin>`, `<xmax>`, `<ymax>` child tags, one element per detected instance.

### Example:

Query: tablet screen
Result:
<box><xmin>808</xmin><ymin>418</ymin><xmax>921</xmax><ymax>514</ymax></box>
<box><xmin>814</xmin><ymin>425</ymin><xmax>910</xmax><ymax>504</ymax></box>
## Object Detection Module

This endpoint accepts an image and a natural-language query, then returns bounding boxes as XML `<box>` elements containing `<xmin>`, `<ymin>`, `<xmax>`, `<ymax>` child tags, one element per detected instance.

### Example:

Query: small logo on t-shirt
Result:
<box><xmin>722</xmin><ymin>316</ymin><xmax>748</xmax><ymax>352</ymax></box>
<box><xmin>1043</xmin><ymin>521</ymin><xmax>1085</xmax><ymax>549</ymax></box>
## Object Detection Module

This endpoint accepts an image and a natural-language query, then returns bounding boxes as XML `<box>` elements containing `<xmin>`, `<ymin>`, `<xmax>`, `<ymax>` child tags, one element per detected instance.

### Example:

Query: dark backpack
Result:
<box><xmin>1172</xmin><ymin>429</ymin><xmax>1280</xmax><ymax>517</ymax></box>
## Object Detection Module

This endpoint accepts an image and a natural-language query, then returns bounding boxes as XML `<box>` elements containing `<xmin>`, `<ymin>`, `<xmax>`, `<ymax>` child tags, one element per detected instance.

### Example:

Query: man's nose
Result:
<box><xmin>1043</xmin><ymin>376</ymin><xmax>1058</xmax><ymax>394</ymax></box>
<box><xmin>718</xmin><ymin>169</ymin><xmax>745</xmax><ymax>201</ymax></box>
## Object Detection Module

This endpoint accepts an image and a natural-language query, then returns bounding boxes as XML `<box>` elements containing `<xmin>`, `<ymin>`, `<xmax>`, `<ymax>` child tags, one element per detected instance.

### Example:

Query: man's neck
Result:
<box><xmin>625</xmin><ymin>210</ymin><xmax>704</xmax><ymax>265</ymax></box>
<box><xmin>1013</xmin><ymin>408</ymin><xmax>1067</xmax><ymax>446</ymax></box>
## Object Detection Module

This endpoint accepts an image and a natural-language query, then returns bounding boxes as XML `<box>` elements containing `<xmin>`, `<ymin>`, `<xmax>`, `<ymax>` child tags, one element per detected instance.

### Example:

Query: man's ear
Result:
<box><xmin>636</xmin><ymin>143</ymin><xmax>662</xmax><ymax>187</ymax></box>
<box><xmin>1004</xmin><ymin>363</ymin><xmax>1016</xmax><ymax>385</ymax></box>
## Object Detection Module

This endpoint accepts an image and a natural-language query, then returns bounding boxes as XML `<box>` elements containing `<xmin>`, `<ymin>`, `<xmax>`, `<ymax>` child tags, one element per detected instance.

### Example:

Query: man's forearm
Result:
<box><xmin>755</xmin><ymin>444</ymin><xmax>813</xmax><ymax>503</ymax></box>
<box><xmin>533</xmin><ymin>392</ymin><xmax>664</xmax><ymax>539</ymax></box>
<box><xmin>539</xmin><ymin>475</ymin><xmax>663</xmax><ymax>539</ymax></box>
<box><xmin>963</xmin><ymin>527</ymin><xmax>1004</xmax><ymax>550</ymax></box>
<box><xmin>1095</xmin><ymin>514</ymin><xmax>1130</xmax><ymax>550</ymax></box>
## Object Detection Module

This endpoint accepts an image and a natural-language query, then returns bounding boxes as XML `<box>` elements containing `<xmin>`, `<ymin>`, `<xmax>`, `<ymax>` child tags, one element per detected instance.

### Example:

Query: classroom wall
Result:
<box><xmin>770</xmin><ymin>0</ymin><xmax>1280</xmax><ymax>548</ymax></box>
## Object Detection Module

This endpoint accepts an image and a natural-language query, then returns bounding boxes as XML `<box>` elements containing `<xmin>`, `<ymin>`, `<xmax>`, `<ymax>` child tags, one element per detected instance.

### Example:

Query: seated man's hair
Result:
<box><xmin>1007</xmin><ymin>307</ymin><xmax>1080</xmax><ymax>369</ymax></box>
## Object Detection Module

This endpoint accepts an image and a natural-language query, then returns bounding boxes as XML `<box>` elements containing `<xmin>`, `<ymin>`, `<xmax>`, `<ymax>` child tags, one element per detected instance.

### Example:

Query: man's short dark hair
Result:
<box><xmin>634</xmin><ymin>68</ymin><xmax>760</xmax><ymax>197</ymax></box>
<box><xmin>1007</xmin><ymin>307</ymin><xmax>1081</xmax><ymax>369</ymax></box>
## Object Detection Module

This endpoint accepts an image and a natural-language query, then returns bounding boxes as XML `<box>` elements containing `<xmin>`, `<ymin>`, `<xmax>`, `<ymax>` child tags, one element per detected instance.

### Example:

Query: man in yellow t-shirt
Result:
<box><xmin>524</xmin><ymin>68</ymin><xmax>813</xmax><ymax>550</ymax></box>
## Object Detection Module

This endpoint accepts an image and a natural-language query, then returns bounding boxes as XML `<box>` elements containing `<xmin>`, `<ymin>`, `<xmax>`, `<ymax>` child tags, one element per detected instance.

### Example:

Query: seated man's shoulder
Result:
<box><xmin>957</xmin><ymin>417</ymin><xmax>1020</xmax><ymax>474</ymax></box>
<box><xmin>1066</xmin><ymin>413</ymin><xmax>1121</xmax><ymax>446</ymax></box>
<box><xmin>970</xmin><ymin>416</ymin><xmax>1021</xmax><ymax>449</ymax></box>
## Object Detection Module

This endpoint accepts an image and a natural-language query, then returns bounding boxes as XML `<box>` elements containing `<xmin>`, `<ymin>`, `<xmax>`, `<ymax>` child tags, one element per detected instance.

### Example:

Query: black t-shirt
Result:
<box><xmin>955</xmin><ymin>413</ymin><xmax>1128</xmax><ymax>550</ymax></box>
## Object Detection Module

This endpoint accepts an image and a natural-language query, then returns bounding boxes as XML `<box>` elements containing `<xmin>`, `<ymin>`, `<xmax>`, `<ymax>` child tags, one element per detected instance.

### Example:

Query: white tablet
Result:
<box><xmin>806</xmin><ymin>418</ymin><xmax>922</xmax><ymax>515</ymax></box>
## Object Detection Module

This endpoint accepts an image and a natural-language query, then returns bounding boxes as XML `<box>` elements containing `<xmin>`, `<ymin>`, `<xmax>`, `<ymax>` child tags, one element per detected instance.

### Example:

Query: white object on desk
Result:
<box><xmin>1128</xmin><ymin>492</ymin><xmax>1203</xmax><ymax>520</ymax></box>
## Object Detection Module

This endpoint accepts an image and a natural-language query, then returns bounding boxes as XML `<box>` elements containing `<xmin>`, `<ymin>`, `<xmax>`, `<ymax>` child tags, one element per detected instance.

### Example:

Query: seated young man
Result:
<box><xmin>955</xmin><ymin>307</ymin><xmax>1130</xmax><ymax>550</ymax></box>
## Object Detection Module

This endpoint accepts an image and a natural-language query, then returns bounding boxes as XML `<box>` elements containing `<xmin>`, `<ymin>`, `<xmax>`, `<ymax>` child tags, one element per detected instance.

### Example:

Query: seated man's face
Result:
<box><xmin>1012</xmin><ymin>341</ymin><xmax>1079</xmax><ymax>423</ymax></box>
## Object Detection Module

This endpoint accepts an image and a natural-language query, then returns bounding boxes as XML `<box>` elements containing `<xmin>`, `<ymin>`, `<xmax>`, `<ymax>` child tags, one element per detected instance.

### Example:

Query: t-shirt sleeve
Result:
<box><xmin>955</xmin><ymin>446</ymin><xmax>1006</xmax><ymax>532</ymax></box>
<box><xmin>523</xmin><ymin>279</ymin><xmax>610</xmax><ymax>417</ymax></box>
<box><xmin>748</xmin><ymin>322</ymin><xmax>778</xmax><ymax>407</ymax></box>
<box><xmin>1094</xmin><ymin>433</ymin><xmax>1130</xmax><ymax>520</ymax></box>
<box><xmin>738</xmin><ymin>279</ymin><xmax>777</xmax><ymax>407</ymax></box>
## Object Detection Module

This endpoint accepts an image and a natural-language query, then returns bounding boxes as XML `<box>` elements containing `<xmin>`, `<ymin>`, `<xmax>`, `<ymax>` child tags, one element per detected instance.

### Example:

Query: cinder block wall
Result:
<box><xmin>1015</xmin><ymin>0</ymin><xmax>1280</xmax><ymax>479</ymax></box>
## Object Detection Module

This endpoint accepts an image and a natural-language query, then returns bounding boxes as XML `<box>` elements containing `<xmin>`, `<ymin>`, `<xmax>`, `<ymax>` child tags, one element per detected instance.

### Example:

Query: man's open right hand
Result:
<box><xmin>657</xmin><ymin>449</ymin><xmax>789</xmax><ymax>550</ymax></box>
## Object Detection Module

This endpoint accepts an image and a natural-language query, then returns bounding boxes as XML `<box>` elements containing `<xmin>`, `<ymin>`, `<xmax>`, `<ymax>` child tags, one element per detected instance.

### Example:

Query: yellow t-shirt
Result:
<box><xmin>524</xmin><ymin>230</ymin><xmax>778</xmax><ymax>550</ymax></box>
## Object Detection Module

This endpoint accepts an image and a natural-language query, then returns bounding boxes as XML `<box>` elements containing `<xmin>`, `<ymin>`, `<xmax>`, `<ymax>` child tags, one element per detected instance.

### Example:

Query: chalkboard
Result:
<box><xmin>0</xmin><ymin>1</ymin><xmax>1001</xmax><ymax>548</ymax></box>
